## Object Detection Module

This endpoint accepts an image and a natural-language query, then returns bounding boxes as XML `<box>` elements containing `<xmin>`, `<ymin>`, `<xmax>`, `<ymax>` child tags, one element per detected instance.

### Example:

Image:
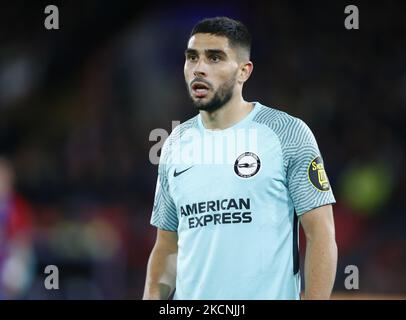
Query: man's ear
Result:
<box><xmin>238</xmin><ymin>61</ymin><xmax>253</xmax><ymax>84</ymax></box>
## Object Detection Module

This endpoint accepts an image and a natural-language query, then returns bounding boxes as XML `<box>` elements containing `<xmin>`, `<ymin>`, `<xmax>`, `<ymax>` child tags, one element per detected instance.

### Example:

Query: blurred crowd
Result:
<box><xmin>0</xmin><ymin>1</ymin><xmax>405</xmax><ymax>298</ymax></box>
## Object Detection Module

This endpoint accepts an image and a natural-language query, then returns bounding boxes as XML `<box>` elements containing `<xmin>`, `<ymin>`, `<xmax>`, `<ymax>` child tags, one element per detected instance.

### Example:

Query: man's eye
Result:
<box><xmin>188</xmin><ymin>55</ymin><xmax>198</xmax><ymax>61</ymax></box>
<box><xmin>209</xmin><ymin>55</ymin><xmax>220</xmax><ymax>62</ymax></box>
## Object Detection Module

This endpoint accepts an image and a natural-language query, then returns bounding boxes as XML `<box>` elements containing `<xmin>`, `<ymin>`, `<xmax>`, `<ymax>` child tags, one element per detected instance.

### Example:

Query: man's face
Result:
<box><xmin>184</xmin><ymin>33</ymin><xmax>240</xmax><ymax>112</ymax></box>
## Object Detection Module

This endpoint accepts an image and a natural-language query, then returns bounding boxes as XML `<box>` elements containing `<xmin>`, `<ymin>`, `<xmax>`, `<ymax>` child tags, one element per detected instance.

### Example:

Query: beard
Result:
<box><xmin>187</xmin><ymin>74</ymin><xmax>237</xmax><ymax>112</ymax></box>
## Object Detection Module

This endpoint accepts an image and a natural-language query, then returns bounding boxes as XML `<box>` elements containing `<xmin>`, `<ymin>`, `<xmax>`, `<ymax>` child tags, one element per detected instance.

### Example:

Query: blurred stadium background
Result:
<box><xmin>0</xmin><ymin>0</ymin><xmax>405</xmax><ymax>299</ymax></box>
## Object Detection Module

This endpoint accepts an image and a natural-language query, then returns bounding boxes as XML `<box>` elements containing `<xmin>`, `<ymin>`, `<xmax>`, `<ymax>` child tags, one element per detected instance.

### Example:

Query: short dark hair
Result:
<box><xmin>190</xmin><ymin>17</ymin><xmax>251</xmax><ymax>58</ymax></box>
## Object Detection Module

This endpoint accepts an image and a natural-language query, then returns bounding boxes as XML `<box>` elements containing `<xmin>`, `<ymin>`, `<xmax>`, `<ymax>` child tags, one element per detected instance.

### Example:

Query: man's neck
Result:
<box><xmin>199</xmin><ymin>96</ymin><xmax>253</xmax><ymax>130</ymax></box>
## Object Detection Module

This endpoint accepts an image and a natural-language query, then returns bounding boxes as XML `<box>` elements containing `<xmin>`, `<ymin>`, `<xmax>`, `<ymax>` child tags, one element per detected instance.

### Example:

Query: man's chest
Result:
<box><xmin>167</xmin><ymin>138</ymin><xmax>285</xmax><ymax>206</ymax></box>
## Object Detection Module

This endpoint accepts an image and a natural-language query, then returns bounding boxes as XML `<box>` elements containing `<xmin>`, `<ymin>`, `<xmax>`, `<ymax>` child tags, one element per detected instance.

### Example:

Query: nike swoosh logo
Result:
<box><xmin>174</xmin><ymin>166</ymin><xmax>193</xmax><ymax>177</ymax></box>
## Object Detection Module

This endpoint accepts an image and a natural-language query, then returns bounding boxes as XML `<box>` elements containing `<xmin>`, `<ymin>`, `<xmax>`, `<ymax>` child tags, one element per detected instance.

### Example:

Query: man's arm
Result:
<box><xmin>300</xmin><ymin>204</ymin><xmax>337</xmax><ymax>300</ymax></box>
<box><xmin>143</xmin><ymin>229</ymin><xmax>178</xmax><ymax>300</ymax></box>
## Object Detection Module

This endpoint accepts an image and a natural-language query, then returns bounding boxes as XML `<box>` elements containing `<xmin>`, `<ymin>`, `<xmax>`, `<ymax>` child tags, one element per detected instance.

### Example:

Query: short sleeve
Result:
<box><xmin>150</xmin><ymin>140</ymin><xmax>178</xmax><ymax>231</ymax></box>
<box><xmin>286</xmin><ymin>119</ymin><xmax>336</xmax><ymax>215</ymax></box>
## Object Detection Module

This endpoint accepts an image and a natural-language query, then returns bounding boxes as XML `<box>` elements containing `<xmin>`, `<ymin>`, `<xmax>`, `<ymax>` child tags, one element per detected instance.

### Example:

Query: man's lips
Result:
<box><xmin>191</xmin><ymin>81</ymin><xmax>211</xmax><ymax>98</ymax></box>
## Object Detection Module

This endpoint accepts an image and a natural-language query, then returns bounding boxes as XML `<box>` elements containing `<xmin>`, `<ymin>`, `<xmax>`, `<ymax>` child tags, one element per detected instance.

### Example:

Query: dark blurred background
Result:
<box><xmin>0</xmin><ymin>0</ymin><xmax>405</xmax><ymax>299</ymax></box>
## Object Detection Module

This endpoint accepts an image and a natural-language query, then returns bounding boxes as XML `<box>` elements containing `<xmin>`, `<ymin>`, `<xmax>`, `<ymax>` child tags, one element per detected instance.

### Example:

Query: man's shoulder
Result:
<box><xmin>175</xmin><ymin>114</ymin><xmax>199</xmax><ymax>132</ymax></box>
<box><xmin>253</xmin><ymin>103</ymin><xmax>309</xmax><ymax>136</ymax></box>
<box><xmin>165</xmin><ymin>114</ymin><xmax>199</xmax><ymax>145</ymax></box>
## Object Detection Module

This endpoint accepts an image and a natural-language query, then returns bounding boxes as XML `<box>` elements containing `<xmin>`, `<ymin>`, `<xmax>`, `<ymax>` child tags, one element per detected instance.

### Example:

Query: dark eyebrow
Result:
<box><xmin>184</xmin><ymin>49</ymin><xmax>227</xmax><ymax>57</ymax></box>
<box><xmin>185</xmin><ymin>49</ymin><xmax>198</xmax><ymax>56</ymax></box>
<box><xmin>205</xmin><ymin>49</ymin><xmax>226</xmax><ymax>57</ymax></box>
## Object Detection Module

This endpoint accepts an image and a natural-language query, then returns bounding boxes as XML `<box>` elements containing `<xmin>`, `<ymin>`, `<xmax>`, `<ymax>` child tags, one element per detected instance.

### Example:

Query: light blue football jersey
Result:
<box><xmin>150</xmin><ymin>102</ymin><xmax>336</xmax><ymax>300</ymax></box>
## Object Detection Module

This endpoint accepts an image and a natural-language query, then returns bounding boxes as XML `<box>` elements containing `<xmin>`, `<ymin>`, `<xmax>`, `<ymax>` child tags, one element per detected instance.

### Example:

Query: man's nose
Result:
<box><xmin>193</xmin><ymin>59</ymin><xmax>208</xmax><ymax>78</ymax></box>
